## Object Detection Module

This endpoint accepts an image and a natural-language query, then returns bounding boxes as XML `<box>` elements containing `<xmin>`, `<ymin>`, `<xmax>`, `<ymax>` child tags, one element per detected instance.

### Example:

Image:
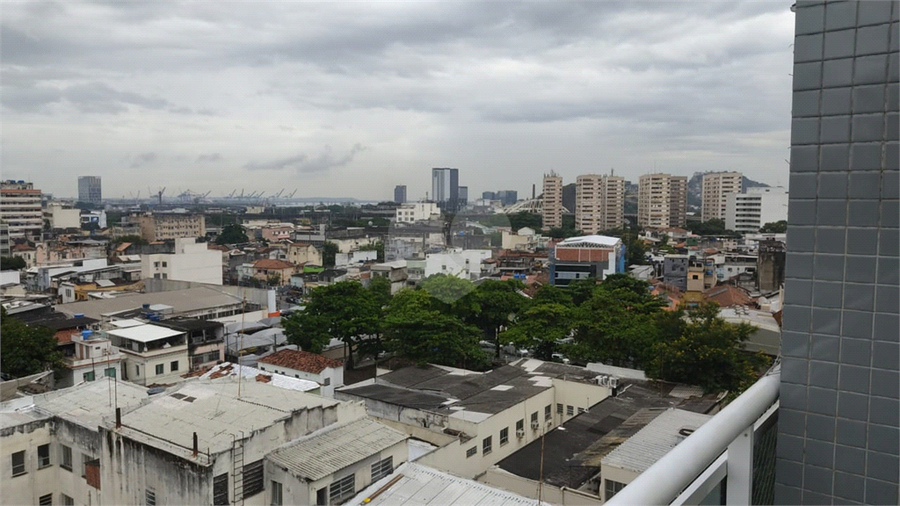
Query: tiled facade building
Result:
<box><xmin>776</xmin><ymin>1</ymin><xmax>899</xmax><ymax>504</ymax></box>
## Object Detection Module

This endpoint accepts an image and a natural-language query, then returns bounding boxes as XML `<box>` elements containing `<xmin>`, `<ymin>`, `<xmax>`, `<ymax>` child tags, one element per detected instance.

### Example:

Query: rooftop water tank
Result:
<box><xmin>81</xmin><ymin>330</ymin><xmax>92</xmax><ymax>340</ymax></box>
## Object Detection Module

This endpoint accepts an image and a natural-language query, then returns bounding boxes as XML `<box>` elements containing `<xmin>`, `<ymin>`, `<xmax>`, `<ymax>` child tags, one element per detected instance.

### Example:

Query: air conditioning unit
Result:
<box><xmin>545</xmin><ymin>420</ymin><xmax>552</xmax><ymax>428</ymax></box>
<box><xmin>609</xmin><ymin>377</ymin><xmax>619</xmax><ymax>389</ymax></box>
<box><xmin>516</xmin><ymin>429</ymin><xmax>525</xmax><ymax>438</ymax></box>
<box><xmin>531</xmin><ymin>420</ymin><xmax>540</xmax><ymax>430</ymax></box>
<box><xmin>596</xmin><ymin>375</ymin><xmax>608</xmax><ymax>386</ymax></box>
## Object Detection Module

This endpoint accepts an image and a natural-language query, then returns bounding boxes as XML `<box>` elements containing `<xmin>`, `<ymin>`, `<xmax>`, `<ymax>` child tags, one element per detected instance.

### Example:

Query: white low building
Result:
<box><xmin>394</xmin><ymin>202</ymin><xmax>440</xmax><ymax>223</ymax></box>
<box><xmin>141</xmin><ymin>237</ymin><xmax>223</xmax><ymax>285</ymax></box>
<box><xmin>257</xmin><ymin>349</ymin><xmax>344</xmax><ymax>398</ymax></box>
<box><xmin>105</xmin><ymin>322</ymin><xmax>188</xmax><ymax>386</ymax></box>
<box><xmin>421</xmin><ymin>249</ymin><xmax>493</xmax><ymax>280</ymax></box>
<box><xmin>724</xmin><ymin>187</ymin><xmax>788</xmax><ymax>234</ymax></box>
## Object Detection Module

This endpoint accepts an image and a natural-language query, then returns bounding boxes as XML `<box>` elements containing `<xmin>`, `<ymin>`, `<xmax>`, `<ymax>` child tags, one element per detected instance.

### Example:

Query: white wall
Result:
<box><xmin>121</xmin><ymin>347</ymin><xmax>189</xmax><ymax>386</ymax></box>
<box><xmin>256</xmin><ymin>364</ymin><xmax>344</xmax><ymax>398</ymax></box>
<box><xmin>423</xmin><ymin>249</ymin><xmax>492</xmax><ymax>280</ymax></box>
<box><xmin>141</xmin><ymin>238</ymin><xmax>223</xmax><ymax>285</ymax></box>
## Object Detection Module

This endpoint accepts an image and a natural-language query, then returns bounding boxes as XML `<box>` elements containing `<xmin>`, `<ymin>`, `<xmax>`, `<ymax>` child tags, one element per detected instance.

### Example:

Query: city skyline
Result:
<box><xmin>3</xmin><ymin>1</ymin><xmax>794</xmax><ymax>200</ymax></box>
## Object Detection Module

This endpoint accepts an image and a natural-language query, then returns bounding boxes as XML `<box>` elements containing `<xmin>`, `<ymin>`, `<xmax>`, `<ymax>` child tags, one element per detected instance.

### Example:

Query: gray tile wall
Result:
<box><xmin>776</xmin><ymin>1</ymin><xmax>899</xmax><ymax>504</ymax></box>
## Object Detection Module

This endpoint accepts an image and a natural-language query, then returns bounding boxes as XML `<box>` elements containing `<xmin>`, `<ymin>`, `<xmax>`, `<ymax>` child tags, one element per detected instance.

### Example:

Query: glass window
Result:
<box><xmin>556</xmin><ymin>403</ymin><xmax>563</xmax><ymax>414</ymax></box>
<box><xmin>11</xmin><ymin>451</ymin><xmax>25</xmax><ymax>476</ymax></box>
<box><xmin>500</xmin><ymin>427</ymin><xmax>509</xmax><ymax>446</ymax></box>
<box><xmin>605</xmin><ymin>479</ymin><xmax>626</xmax><ymax>500</ymax></box>
<box><xmin>83</xmin><ymin>371</ymin><xmax>95</xmax><ymax>382</ymax></box>
<box><xmin>323</xmin><ymin>377</ymin><xmax>331</xmax><ymax>386</ymax></box>
<box><xmin>61</xmin><ymin>494</ymin><xmax>74</xmax><ymax>506</ymax></box>
<box><xmin>82</xmin><ymin>454</ymin><xmax>92</xmax><ymax>477</ymax></box>
<box><xmin>37</xmin><ymin>444</ymin><xmax>50</xmax><ymax>469</ymax></box>
<box><xmin>531</xmin><ymin>412</ymin><xmax>538</xmax><ymax>426</ymax></box>
<box><xmin>270</xmin><ymin>480</ymin><xmax>282</xmax><ymax>506</ymax></box>
<box><xmin>170</xmin><ymin>361</ymin><xmax>179</xmax><ymax>372</ymax></box>
<box><xmin>466</xmin><ymin>447</ymin><xmax>477</xmax><ymax>458</ymax></box>
<box><xmin>482</xmin><ymin>436</ymin><xmax>492</xmax><ymax>455</ymax></box>
<box><xmin>545</xmin><ymin>405</ymin><xmax>552</xmax><ymax>421</ymax></box>
<box><xmin>516</xmin><ymin>419</ymin><xmax>524</xmax><ymax>433</ymax></box>
<box><xmin>155</xmin><ymin>364</ymin><xmax>164</xmax><ymax>375</ymax></box>
<box><xmin>104</xmin><ymin>368</ymin><xmax>116</xmax><ymax>378</ymax></box>
<box><xmin>60</xmin><ymin>445</ymin><xmax>72</xmax><ymax>471</ymax></box>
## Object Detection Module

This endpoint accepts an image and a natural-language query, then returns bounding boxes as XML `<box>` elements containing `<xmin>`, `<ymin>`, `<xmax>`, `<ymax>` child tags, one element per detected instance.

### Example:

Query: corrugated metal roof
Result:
<box><xmin>267</xmin><ymin>418</ymin><xmax>407</xmax><ymax>480</ymax></box>
<box><xmin>601</xmin><ymin>408</ymin><xmax>711</xmax><ymax>473</ymax></box>
<box><xmin>347</xmin><ymin>462</ymin><xmax>541</xmax><ymax>506</ymax></box>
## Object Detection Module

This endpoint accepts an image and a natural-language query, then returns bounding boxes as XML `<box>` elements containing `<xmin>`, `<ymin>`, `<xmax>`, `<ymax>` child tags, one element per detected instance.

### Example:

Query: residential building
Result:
<box><xmin>77</xmin><ymin>176</ymin><xmax>102</xmax><ymax>205</ymax></box>
<box><xmin>756</xmin><ymin>239</ymin><xmax>786</xmax><ymax>292</ymax></box>
<box><xmin>141</xmin><ymin>237</ymin><xmax>223</xmax><ymax>285</ymax></box>
<box><xmin>662</xmin><ymin>254</ymin><xmax>689</xmax><ymax>291</ymax></box>
<box><xmin>79</xmin><ymin>210</ymin><xmax>106</xmax><ymax>229</ymax></box>
<box><xmin>776</xmin><ymin>1</ymin><xmax>899</xmax><ymax>504</ymax></box>
<box><xmin>637</xmin><ymin>174</ymin><xmax>687</xmax><ymax>229</ymax></box>
<box><xmin>155</xmin><ymin>318</ymin><xmax>225</xmax><ymax>372</ymax></box>
<box><xmin>136</xmin><ymin>212</ymin><xmax>205</xmax><ymax>242</ymax></box>
<box><xmin>541</xmin><ymin>172</ymin><xmax>564</xmax><ymax>229</ymax></box>
<box><xmin>575</xmin><ymin>173</ymin><xmax>626</xmax><ymax>234</ymax></box>
<box><xmin>44</xmin><ymin>203</ymin><xmax>81</xmax><ymax>230</ymax></box>
<box><xmin>106</xmin><ymin>322</ymin><xmax>188</xmax><ymax>386</ymax></box>
<box><xmin>701</xmin><ymin>172</ymin><xmax>742</xmax><ymax>222</ymax></box>
<box><xmin>724</xmin><ymin>187</ymin><xmax>788</xmax><ymax>233</ymax></box>
<box><xmin>287</xmin><ymin>241</ymin><xmax>323</xmax><ymax>266</ymax></box>
<box><xmin>58</xmin><ymin>331</ymin><xmax>125</xmax><ymax>388</ymax></box>
<box><xmin>393</xmin><ymin>185</ymin><xmax>407</xmax><ymax>204</ymax></box>
<box><xmin>0</xmin><ymin>223</ymin><xmax>10</xmax><ymax>256</ymax></box>
<box><xmin>394</xmin><ymin>202</ymin><xmax>440</xmax><ymax>223</ymax></box>
<box><xmin>0</xmin><ymin>180</ymin><xmax>43</xmax><ymax>239</ymax></box>
<box><xmin>413</xmin><ymin>248</ymin><xmax>492</xmax><ymax>281</ymax></box>
<box><xmin>243</xmin><ymin>259</ymin><xmax>297</xmax><ymax>286</ymax></box>
<box><xmin>370</xmin><ymin>260</ymin><xmax>409</xmax><ymax>294</ymax></box>
<box><xmin>549</xmin><ymin>235</ymin><xmax>625</xmax><ymax>286</ymax></box>
<box><xmin>431</xmin><ymin>167</ymin><xmax>459</xmax><ymax>211</ymax></box>
<box><xmin>257</xmin><ymin>349</ymin><xmax>344</xmax><ymax>398</ymax></box>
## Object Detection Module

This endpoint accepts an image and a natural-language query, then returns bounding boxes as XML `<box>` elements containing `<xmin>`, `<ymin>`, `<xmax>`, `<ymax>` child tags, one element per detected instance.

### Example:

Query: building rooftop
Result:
<box><xmin>117</xmin><ymin>379</ymin><xmax>339</xmax><ymax>456</ymax></box>
<box><xmin>348</xmin><ymin>462</ymin><xmax>541</xmax><ymax>506</ymax></box>
<box><xmin>258</xmin><ymin>349</ymin><xmax>343</xmax><ymax>374</ymax></box>
<box><xmin>156</xmin><ymin>318</ymin><xmax>224</xmax><ymax>332</ymax></box>
<box><xmin>199</xmin><ymin>362</ymin><xmax>319</xmax><ymax>392</ymax></box>
<box><xmin>338</xmin><ymin>365</ymin><xmax>551</xmax><ymax>418</ymax></box>
<box><xmin>1</xmin><ymin>380</ymin><xmax>147</xmax><ymax>431</ymax></box>
<box><xmin>557</xmin><ymin>235</ymin><xmax>622</xmax><ymax>247</ymax></box>
<box><xmin>253</xmin><ymin>258</ymin><xmax>295</xmax><ymax>270</ymax></box>
<box><xmin>268</xmin><ymin>418</ymin><xmax>407</xmax><ymax>481</ymax></box>
<box><xmin>601</xmin><ymin>408</ymin><xmax>712</xmax><ymax>474</ymax></box>
<box><xmin>106</xmin><ymin>323</ymin><xmax>184</xmax><ymax>343</ymax></box>
<box><xmin>57</xmin><ymin>286</ymin><xmax>247</xmax><ymax>320</ymax></box>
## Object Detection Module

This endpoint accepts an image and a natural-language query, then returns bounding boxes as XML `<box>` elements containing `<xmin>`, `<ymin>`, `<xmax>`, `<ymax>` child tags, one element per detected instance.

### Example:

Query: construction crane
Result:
<box><xmin>227</xmin><ymin>189</ymin><xmax>237</xmax><ymax>198</ymax></box>
<box><xmin>273</xmin><ymin>188</ymin><xmax>285</xmax><ymax>199</ymax></box>
<box><xmin>287</xmin><ymin>189</ymin><xmax>297</xmax><ymax>198</ymax></box>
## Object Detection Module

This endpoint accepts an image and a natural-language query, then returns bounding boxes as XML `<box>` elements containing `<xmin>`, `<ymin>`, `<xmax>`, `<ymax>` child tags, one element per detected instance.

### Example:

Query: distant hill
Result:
<box><xmin>562</xmin><ymin>183</ymin><xmax>576</xmax><ymax>213</ymax></box>
<box><xmin>687</xmin><ymin>172</ymin><xmax>769</xmax><ymax>209</ymax></box>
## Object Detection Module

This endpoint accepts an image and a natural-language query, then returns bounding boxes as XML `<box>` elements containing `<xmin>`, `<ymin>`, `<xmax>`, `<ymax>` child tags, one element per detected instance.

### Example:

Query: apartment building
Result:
<box><xmin>637</xmin><ymin>174</ymin><xmax>687</xmax><ymax>229</ymax></box>
<box><xmin>0</xmin><ymin>180</ymin><xmax>43</xmax><ymax>239</ymax></box>
<box><xmin>77</xmin><ymin>176</ymin><xmax>101</xmax><ymax>205</ymax></box>
<box><xmin>701</xmin><ymin>172</ymin><xmax>743</xmax><ymax>221</ymax></box>
<box><xmin>541</xmin><ymin>172</ymin><xmax>564</xmax><ymax>229</ymax></box>
<box><xmin>575</xmin><ymin>174</ymin><xmax>626</xmax><ymax>234</ymax></box>
<box><xmin>141</xmin><ymin>237</ymin><xmax>223</xmax><ymax>285</ymax></box>
<box><xmin>106</xmin><ymin>321</ymin><xmax>189</xmax><ymax>386</ymax></box>
<box><xmin>137</xmin><ymin>212</ymin><xmax>205</xmax><ymax>242</ymax></box>
<box><xmin>394</xmin><ymin>202</ymin><xmax>440</xmax><ymax>223</ymax></box>
<box><xmin>724</xmin><ymin>187</ymin><xmax>789</xmax><ymax>233</ymax></box>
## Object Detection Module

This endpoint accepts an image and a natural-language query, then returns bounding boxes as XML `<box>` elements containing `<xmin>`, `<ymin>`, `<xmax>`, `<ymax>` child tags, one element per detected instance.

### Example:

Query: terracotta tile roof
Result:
<box><xmin>115</xmin><ymin>242</ymin><xmax>132</xmax><ymax>252</ymax></box>
<box><xmin>12</xmin><ymin>243</ymin><xmax>35</xmax><ymax>251</ymax></box>
<box><xmin>703</xmin><ymin>285</ymin><xmax>755</xmax><ymax>308</ymax></box>
<box><xmin>257</xmin><ymin>349</ymin><xmax>343</xmax><ymax>374</ymax></box>
<box><xmin>253</xmin><ymin>259</ymin><xmax>296</xmax><ymax>270</ymax></box>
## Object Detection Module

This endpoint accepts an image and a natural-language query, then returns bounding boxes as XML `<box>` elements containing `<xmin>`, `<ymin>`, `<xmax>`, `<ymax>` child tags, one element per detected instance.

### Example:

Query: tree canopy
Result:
<box><xmin>215</xmin><ymin>223</ymin><xmax>249</xmax><ymax>245</ymax></box>
<box><xmin>0</xmin><ymin>308</ymin><xmax>64</xmax><ymax>377</ymax></box>
<box><xmin>0</xmin><ymin>256</ymin><xmax>26</xmax><ymax>271</ymax></box>
<box><xmin>759</xmin><ymin>221</ymin><xmax>788</xmax><ymax>233</ymax></box>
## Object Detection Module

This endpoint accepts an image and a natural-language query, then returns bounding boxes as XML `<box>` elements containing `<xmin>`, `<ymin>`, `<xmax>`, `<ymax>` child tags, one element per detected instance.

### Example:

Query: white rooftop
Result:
<box><xmin>110</xmin><ymin>318</ymin><xmax>144</xmax><ymax>328</ymax></box>
<box><xmin>557</xmin><ymin>235</ymin><xmax>621</xmax><ymax>247</ymax></box>
<box><xmin>601</xmin><ymin>408</ymin><xmax>712</xmax><ymax>474</ymax></box>
<box><xmin>107</xmin><ymin>324</ymin><xmax>183</xmax><ymax>343</ymax></box>
<box><xmin>200</xmin><ymin>362</ymin><xmax>319</xmax><ymax>392</ymax></box>
<box><xmin>348</xmin><ymin>462</ymin><xmax>541</xmax><ymax>506</ymax></box>
<box><xmin>1</xmin><ymin>380</ymin><xmax>147</xmax><ymax>431</ymax></box>
<box><xmin>267</xmin><ymin>418</ymin><xmax>407</xmax><ymax>481</ymax></box>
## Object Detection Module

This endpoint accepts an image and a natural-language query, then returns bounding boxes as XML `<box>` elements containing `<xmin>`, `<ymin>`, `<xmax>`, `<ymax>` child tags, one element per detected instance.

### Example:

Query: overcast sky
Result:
<box><xmin>2</xmin><ymin>1</ymin><xmax>795</xmax><ymax>201</ymax></box>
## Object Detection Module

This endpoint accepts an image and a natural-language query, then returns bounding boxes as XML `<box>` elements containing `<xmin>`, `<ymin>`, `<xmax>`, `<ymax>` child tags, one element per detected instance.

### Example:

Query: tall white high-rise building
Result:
<box><xmin>724</xmin><ymin>187</ymin><xmax>788</xmax><ymax>233</ymax></box>
<box><xmin>541</xmin><ymin>172</ymin><xmax>564</xmax><ymax>229</ymax></box>
<box><xmin>431</xmin><ymin>168</ymin><xmax>459</xmax><ymax>211</ymax></box>
<box><xmin>701</xmin><ymin>172</ymin><xmax>742</xmax><ymax>221</ymax></box>
<box><xmin>78</xmin><ymin>176</ymin><xmax>102</xmax><ymax>205</ymax></box>
<box><xmin>637</xmin><ymin>174</ymin><xmax>687</xmax><ymax>229</ymax></box>
<box><xmin>0</xmin><ymin>180</ymin><xmax>43</xmax><ymax>239</ymax></box>
<box><xmin>575</xmin><ymin>174</ymin><xmax>625</xmax><ymax>234</ymax></box>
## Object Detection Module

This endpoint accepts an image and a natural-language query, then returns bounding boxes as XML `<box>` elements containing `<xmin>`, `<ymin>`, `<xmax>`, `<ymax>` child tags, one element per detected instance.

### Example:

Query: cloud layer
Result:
<box><xmin>2</xmin><ymin>1</ymin><xmax>795</xmax><ymax>200</ymax></box>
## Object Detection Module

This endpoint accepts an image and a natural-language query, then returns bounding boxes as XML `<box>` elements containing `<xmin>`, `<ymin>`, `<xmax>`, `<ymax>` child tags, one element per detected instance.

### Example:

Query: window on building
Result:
<box><xmin>162</xmin><ymin>262</ymin><xmax>167</xmax><ymax>268</ymax></box>
<box><xmin>11</xmin><ymin>451</ymin><xmax>25</xmax><ymax>476</ymax></box>
<box><xmin>61</xmin><ymin>494</ymin><xmax>74</xmax><ymax>506</ymax></box>
<box><xmin>155</xmin><ymin>364</ymin><xmax>164</xmax><ymax>375</ymax></box>
<box><xmin>323</xmin><ymin>377</ymin><xmax>331</xmax><ymax>386</ymax></box>
<box><xmin>371</xmin><ymin>456</ymin><xmax>393</xmax><ymax>482</ymax></box>
<box><xmin>60</xmin><ymin>445</ymin><xmax>72</xmax><ymax>470</ymax></box>
<box><xmin>82</xmin><ymin>454</ymin><xmax>92</xmax><ymax>477</ymax></box>
<box><xmin>605</xmin><ymin>479</ymin><xmax>626</xmax><ymax>500</ymax></box>
<box><xmin>482</xmin><ymin>436</ymin><xmax>492</xmax><ymax>455</ymax></box>
<box><xmin>243</xmin><ymin>460</ymin><xmax>264</xmax><ymax>499</ymax></box>
<box><xmin>270</xmin><ymin>480</ymin><xmax>283</xmax><ymax>506</ymax></box>
<box><xmin>545</xmin><ymin>405</ymin><xmax>552</xmax><ymax>421</ymax></box>
<box><xmin>135</xmin><ymin>365</ymin><xmax>141</xmax><ymax>376</ymax></box>
<box><xmin>104</xmin><ymin>368</ymin><xmax>116</xmax><ymax>378</ymax></box>
<box><xmin>579</xmin><ymin>407</ymin><xmax>586</xmax><ymax>414</ymax></box>
<box><xmin>329</xmin><ymin>474</ymin><xmax>355</xmax><ymax>504</ymax></box>
<box><xmin>153</xmin><ymin>273</ymin><xmax>161</xmax><ymax>279</ymax></box>
<box><xmin>83</xmin><ymin>371</ymin><xmax>95</xmax><ymax>382</ymax></box>
<box><xmin>516</xmin><ymin>419</ymin><xmax>524</xmax><ymax>433</ymax></box>
<box><xmin>170</xmin><ymin>361</ymin><xmax>179</xmax><ymax>372</ymax></box>
<box><xmin>500</xmin><ymin>427</ymin><xmax>509</xmax><ymax>446</ymax></box>
<box><xmin>567</xmin><ymin>405</ymin><xmax>574</xmax><ymax>416</ymax></box>
<box><xmin>153</xmin><ymin>262</ymin><xmax>160</xmax><ymax>268</ymax></box>
<box><xmin>38</xmin><ymin>494</ymin><xmax>52</xmax><ymax>506</ymax></box>
<box><xmin>531</xmin><ymin>412</ymin><xmax>538</xmax><ymax>426</ymax></box>
<box><xmin>213</xmin><ymin>473</ymin><xmax>228</xmax><ymax>506</ymax></box>
<box><xmin>146</xmin><ymin>487</ymin><xmax>156</xmax><ymax>506</ymax></box>
<box><xmin>556</xmin><ymin>403</ymin><xmax>563</xmax><ymax>414</ymax></box>
<box><xmin>37</xmin><ymin>444</ymin><xmax>50</xmax><ymax>469</ymax></box>
<box><xmin>466</xmin><ymin>446</ymin><xmax>477</xmax><ymax>458</ymax></box>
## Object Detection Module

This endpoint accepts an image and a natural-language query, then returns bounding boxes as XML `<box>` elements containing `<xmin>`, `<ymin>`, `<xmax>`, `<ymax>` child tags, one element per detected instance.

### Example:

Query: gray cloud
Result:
<box><xmin>196</xmin><ymin>153</ymin><xmax>223</xmax><ymax>163</ymax></box>
<box><xmin>130</xmin><ymin>152</ymin><xmax>158</xmax><ymax>168</ymax></box>
<box><xmin>245</xmin><ymin>144</ymin><xmax>367</xmax><ymax>174</ymax></box>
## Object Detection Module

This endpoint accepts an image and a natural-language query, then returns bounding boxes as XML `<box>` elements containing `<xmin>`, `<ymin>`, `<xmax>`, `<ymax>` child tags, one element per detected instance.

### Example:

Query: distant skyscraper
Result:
<box><xmin>458</xmin><ymin>186</ymin><xmax>468</xmax><ymax>207</ymax></box>
<box><xmin>78</xmin><ymin>176</ymin><xmax>102</xmax><ymax>205</ymax></box>
<box><xmin>701</xmin><ymin>172</ymin><xmax>742</xmax><ymax>221</ymax></box>
<box><xmin>637</xmin><ymin>174</ymin><xmax>687</xmax><ymax>229</ymax></box>
<box><xmin>496</xmin><ymin>190</ymin><xmax>518</xmax><ymax>206</ymax></box>
<box><xmin>431</xmin><ymin>168</ymin><xmax>459</xmax><ymax>211</ymax></box>
<box><xmin>575</xmin><ymin>174</ymin><xmax>625</xmax><ymax>234</ymax></box>
<box><xmin>393</xmin><ymin>185</ymin><xmax>407</xmax><ymax>204</ymax></box>
<box><xmin>482</xmin><ymin>191</ymin><xmax>497</xmax><ymax>201</ymax></box>
<box><xmin>775</xmin><ymin>1</ymin><xmax>899</xmax><ymax>504</ymax></box>
<box><xmin>542</xmin><ymin>172</ymin><xmax>564</xmax><ymax>229</ymax></box>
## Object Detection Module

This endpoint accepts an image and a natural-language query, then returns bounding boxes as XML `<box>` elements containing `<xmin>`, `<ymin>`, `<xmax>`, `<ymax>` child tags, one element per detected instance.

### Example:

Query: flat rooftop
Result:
<box><xmin>338</xmin><ymin>365</ymin><xmax>551</xmax><ymax>418</ymax></box>
<box><xmin>107</xmin><ymin>323</ymin><xmax>184</xmax><ymax>343</ymax></box>
<box><xmin>57</xmin><ymin>286</ymin><xmax>247</xmax><ymax>320</ymax></box>
<box><xmin>601</xmin><ymin>408</ymin><xmax>712</xmax><ymax>473</ymax></box>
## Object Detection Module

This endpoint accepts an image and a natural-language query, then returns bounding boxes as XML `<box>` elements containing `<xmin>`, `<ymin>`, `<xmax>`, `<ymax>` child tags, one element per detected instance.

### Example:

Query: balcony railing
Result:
<box><xmin>607</xmin><ymin>363</ymin><xmax>780</xmax><ymax>506</ymax></box>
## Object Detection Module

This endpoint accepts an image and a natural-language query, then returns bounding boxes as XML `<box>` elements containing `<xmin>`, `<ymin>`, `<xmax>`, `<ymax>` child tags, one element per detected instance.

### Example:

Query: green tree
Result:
<box><xmin>460</xmin><ymin>279</ymin><xmax>527</xmax><ymax>357</ymax></box>
<box><xmin>358</xmin><ymin>241</ymin><xmax>385</xmax><ymax>262</ymax></box>
<box><xmin>598</xmin><ymin>274</ymin><xmax>665</xmax><ymax>314</ymax></box>
<box><xmin>646</xmin><ymin>302</ymin><xmax>769</xmax><ymax>394</ymax></box>
<box><xmin>215</xmin><ymin>223</ymin><xmax>249</xmax><ymax>245</ymax></box>
<box><xmin>266</xmin><ymin>272</ymin><xmax>281</xmax><ymax>287</ymax></box>
<box><xmin>567</xmin><ymin>277</ymin><xmax>600</xmax><ymax>306</ymax></box>
<box><xmin>1</xmin><ymin>256</ymin><xmax>26</xmax><ymax>270</ymax></box>
<box><xmin>759</xmin><ymin>221</ymin><xmax>788</xmax><ymax>233</ymax></box>
<box><xmin>322</xmin><ymin>242</ymin><xmax>339</xmax><ymax>267</ymax></box>
<box><xmin>503</xmin><ymin>303</ymin><xmax>573</xmax><ymax>360</ymax></box>
<box><xmin>571</xmin><ymin>289</ymin><xmax>660</xmax><ymax>369</ymax></box>
<box><xmin>112</xmin><ymin>235</ymin><xmax>148</xmax><ymax>246</ymax></box>
<box><xmin>420</xmin><ymin>274</ymin><xmax>476</xmax><ymax>307</ymax></box>
<box><xmin>283</xmin><ymin>281</ymin><xmax>378</xmax><ymax>366</ymax></box>
<box><xmin>0</xmin><ymin>308</ymin><xmax>64</xmax><ymax>377</ymax></box>
<box><xmin>383</xmin><ymin>289</ymin><xmax>487</xmax><ymax>368</ymax></box>
<box><xmin>531</xmin><ymin>284</ymin><xmax>572</xmax><ymax>306</ymax></box>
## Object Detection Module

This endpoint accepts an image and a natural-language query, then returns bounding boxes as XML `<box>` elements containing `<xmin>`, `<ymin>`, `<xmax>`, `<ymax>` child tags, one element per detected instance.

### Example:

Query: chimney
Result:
<box><xmin>192</xmin><ymin>432</ymin><xmax>198</xmax><ymax>457</ymax></box>
<box><xmin>115</xmin><ymin>408</ymin><xmax>121</xmax><ymax>429</ymax></box>
<box><xmin>532</xmin><ymin>184</ymin><xmax>536</xmax><ymax>199</ymax></box>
